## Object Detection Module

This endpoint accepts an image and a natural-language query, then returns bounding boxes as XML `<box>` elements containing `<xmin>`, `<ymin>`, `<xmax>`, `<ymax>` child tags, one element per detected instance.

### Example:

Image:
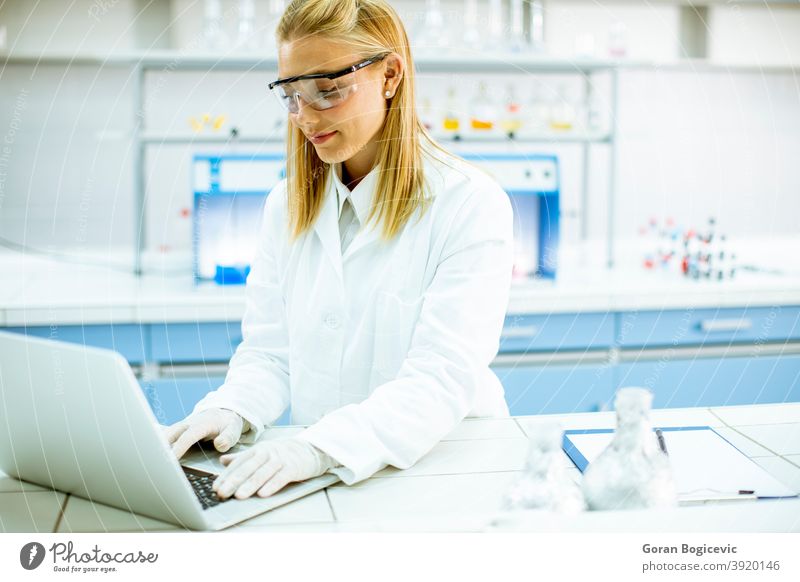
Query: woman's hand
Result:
<box><xmin>163</xmin><ymin>408</ymin><xmax>251</xmax><ymax>460</ymax></box>
<box><xmin>212</xmin><ymin>438</ymin><xmax>337</xmax><ymax>499</ymax></box>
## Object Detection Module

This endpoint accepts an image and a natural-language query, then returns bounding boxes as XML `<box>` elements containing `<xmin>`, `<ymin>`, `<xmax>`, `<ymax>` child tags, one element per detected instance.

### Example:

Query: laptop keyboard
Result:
<box><xmin>182</xmin><ymin>466</ymin><xmax>230</xmax><ymax>510</ymax></box>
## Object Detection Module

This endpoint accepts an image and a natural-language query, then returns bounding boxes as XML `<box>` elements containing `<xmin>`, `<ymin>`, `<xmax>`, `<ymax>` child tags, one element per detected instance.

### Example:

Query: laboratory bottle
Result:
<box><xmin>236</xmin><ymin>0</ymin><xmax>259</xmax><ymax>51</ymax></box>
<box><xmin>264</xmin><ymin>0</ymin><xmax>286</xmax><ymax>55</ymax></box>
<box><xmin>203</xmin><ymin>0</ymin><xmax>229</xmax><ymax>51</ymax></box>
<box><xmin>549</xmin><ymin>84</ymin><xmax>576</xmax><ymax>131</ymax></box>
<box><xmin>415</xmin><ymin>0</ymin><xmax>450</xmax><ymax>54</ymax></box>
<box><xmin>608</xmin><ymin>21</ymin><xmax>628</xmax><ymax>58</ymax></box>
<box><xmin>503</xmin><ymin>421</ymin><xmax>586</xmax><ymax>514</ymax></box>
<box><xmin>581</xmin><ymin>387</ymin><xmax>678</xmax><ymax>511</ymax></box>
<box><xmin>442</xmin><ymin>86</ymin><xmax>461</xmax><ymax>137</ymax></box>
<box><xmin>487</xmin><ymin>0</ymin><xmax>504</xmax><ymax>52</ymax></box>
<box><xmin>462</xmin><ymin>0</ymin><xmax>482</xmax><ymax>52</ymax></box>
<box><xmin>507</xmin><ymin>0</ymin><xmax>526</xmax><ymax>53</ymax></box>
<box><xmin>529</xmin><ymin>1</ymin><xmax>545</xmax><ymax>52</ymax></box>
<box><xmin>419</xmin><ymin>97</ymin><xmax>435</xmax><ymax>132</ymax></box>
<box><xmin>528</xmin><ymin>81</ymin><xmax>550</xmax><ymax>133</ymax></box>
<box><xmin>470</xmin><ymin>82</ymin><xmax>496</xmax><ymax>131</ymax></box>
<box><xmin>586</xmin><ymin>81</ymin><xmax>606</xmax><ymax>133</ymax></box>
<box><xmin>500</xmin><ymin>85</ymin><xmax>523</xmax><ymax>139</ymax></box>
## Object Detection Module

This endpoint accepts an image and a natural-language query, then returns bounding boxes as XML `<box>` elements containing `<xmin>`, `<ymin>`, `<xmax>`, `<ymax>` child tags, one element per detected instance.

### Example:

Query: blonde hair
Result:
<box><xmin>276</xmin><ymin>0</ymin><xmax>456</xmax><ymax>242</ymax></box>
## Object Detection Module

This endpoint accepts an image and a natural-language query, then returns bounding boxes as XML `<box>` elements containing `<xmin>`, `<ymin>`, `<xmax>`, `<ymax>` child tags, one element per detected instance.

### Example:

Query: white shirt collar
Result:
<box><xmin>331</xmin><ymin>161</ymin><xmax>381</xmax><ymax>224</ymax></box>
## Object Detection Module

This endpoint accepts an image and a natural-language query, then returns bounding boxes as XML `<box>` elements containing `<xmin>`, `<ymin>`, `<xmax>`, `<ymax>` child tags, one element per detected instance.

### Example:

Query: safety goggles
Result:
<box><xmin>268</xmin><ymin>53</ymin><xmax>389</xmax><ymax>114</ymax></box>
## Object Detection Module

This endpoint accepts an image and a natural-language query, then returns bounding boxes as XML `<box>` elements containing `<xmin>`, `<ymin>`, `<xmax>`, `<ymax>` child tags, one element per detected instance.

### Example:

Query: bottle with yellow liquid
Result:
<box><xmin>550</xmin><ymin>84</ymin><xmax>576</xmax><ymax>132</ymax></box>
<box><xmin>500</xmin><ymin>84</ymin><xmax>523</xmax><ymax>139</ymax></box>
<box><xmin>469</xmin><ymin>82</ymin><xmax>496</xmax><ymax>132</ymax></box>
<box><xmin>441</xmin><ymin>86</ymin><xmax>461</xmax><ymax>139</ymax></box>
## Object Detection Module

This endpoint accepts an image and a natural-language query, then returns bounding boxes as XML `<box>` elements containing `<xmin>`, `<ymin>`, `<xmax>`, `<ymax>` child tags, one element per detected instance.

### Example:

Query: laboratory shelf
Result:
<box><xmin>430</xmin><ymin>131</ymin><xmax>613</xmax><ymax>144</ymax></box>
<box><xmin>139</xmin><ymin>131</ymin><xmax>612</xmax><ymax>145</ymax></box>
<box><xmin>0</xmin><ymin>51</ymin><xmax>624</xmax><ymax>72</ymax></box>
<box><xmin>139</xmin><ymin>133</ymin><xmax>282</xmax><ymax>145</ymax></box>
<box><xmin>3</xmin><ymin>52</ymin><xmax>798</xmax><ymax>74</ymax></box>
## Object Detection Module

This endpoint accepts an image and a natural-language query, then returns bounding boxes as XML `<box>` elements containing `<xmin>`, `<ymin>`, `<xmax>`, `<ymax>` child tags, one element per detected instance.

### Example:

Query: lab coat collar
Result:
<box><xmin>312</xmin><ymin>161</ymin><xmax>383</xmax><ymax>281</ymax></box>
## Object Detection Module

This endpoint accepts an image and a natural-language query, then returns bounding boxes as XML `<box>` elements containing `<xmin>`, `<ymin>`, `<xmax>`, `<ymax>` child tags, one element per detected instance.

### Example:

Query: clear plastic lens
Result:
<box><xmin>271</xmin><ymin>78</ymin><xmax>356</xmax><ymax>113</ymax></box>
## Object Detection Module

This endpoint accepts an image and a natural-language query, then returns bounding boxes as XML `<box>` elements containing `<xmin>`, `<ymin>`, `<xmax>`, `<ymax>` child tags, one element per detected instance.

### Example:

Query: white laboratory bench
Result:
<box><xmin>1</xmin><ymin>402</ymin><xmax>799</xmax><ymax>533</ymax></box>
<box><xmin>1</xmin><ymin>236</ymin><xmax>799</xmax><ymax>325</ymax></box>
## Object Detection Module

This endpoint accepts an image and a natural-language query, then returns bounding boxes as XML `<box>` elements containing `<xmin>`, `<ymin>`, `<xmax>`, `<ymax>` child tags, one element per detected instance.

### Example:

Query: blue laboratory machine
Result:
<box><xmin>192</xmin><ymin>152</ymin><xmax>559</xmax><ymax>283</ymax></box>
<box><xmin>192</xmin><ymin>153</ymin><xmax>285</xmax><ymax>284</ymax></box>
<box><xmin>460</xmin><ymin>152</ymin><xmax>560</xmax><ymax>279</ymax></box>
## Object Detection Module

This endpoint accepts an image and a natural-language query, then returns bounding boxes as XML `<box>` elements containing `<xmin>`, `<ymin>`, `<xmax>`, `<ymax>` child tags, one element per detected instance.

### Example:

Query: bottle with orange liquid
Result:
<box><xmin>469</xmin><ymin>82</ymin><xmax>496</xmax><ymax>132</ymax></box>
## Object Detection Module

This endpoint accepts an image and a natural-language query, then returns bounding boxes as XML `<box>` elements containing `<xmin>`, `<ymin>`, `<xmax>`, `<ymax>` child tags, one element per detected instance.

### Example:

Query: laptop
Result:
<box><xmin>0</xmin><ymin>331</ymin><xmax>340</xmax><ymax>531</ymax></box>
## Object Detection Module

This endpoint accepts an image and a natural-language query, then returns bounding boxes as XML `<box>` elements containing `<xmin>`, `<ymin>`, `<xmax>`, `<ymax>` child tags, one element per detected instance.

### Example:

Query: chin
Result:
<box><xmin>313</xmin><ymin>148</ymin><xmax>339</xmax><ymax>164</ymax></box>
<box><xmin>313</xmin><ymin>144</ymin><xmax>353</xmax><ymax>165</ymax></box>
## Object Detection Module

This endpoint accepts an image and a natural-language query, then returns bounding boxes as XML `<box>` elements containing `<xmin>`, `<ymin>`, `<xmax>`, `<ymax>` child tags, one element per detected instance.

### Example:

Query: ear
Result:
<box><xmin>381</xmin><ymin>53</ymin><xmax>404</xmax><ymax>99</ymax></box>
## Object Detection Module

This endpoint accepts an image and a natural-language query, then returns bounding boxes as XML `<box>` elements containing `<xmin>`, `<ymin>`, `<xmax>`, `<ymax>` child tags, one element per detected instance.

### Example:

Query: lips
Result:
<box><xmin>308</xmin><ymin>130</ymin><xmax>337</xmax><ymax>144</ymax></box>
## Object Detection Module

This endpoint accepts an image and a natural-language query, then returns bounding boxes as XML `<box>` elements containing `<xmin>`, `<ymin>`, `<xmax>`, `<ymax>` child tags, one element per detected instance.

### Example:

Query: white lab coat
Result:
<box><xmin>193</xmin><ymin>142</ymin><xmax>514</xmax><ymax>484</ymax></box>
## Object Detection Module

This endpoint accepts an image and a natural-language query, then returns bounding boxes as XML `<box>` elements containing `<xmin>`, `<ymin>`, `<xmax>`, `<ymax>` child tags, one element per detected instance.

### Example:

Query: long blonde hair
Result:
<box><xmin>276</xmin><ymin>0</ymin><xmax>455</xmax><ymax>242</ymax></box>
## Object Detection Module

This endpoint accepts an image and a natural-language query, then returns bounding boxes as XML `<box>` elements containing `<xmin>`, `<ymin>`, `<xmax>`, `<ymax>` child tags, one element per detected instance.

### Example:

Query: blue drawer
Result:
<box><xmin>500</xmin><ymin>312</ymin><xmax>615</xmax><ymax>352</ymax></box>
<box><xmin>616</xmin><ymin>306</ymin><xmax>800</xmax><ymax>348</ymax></box>
<box><xmin>4</xmin><ymin>324</ymin><xmax>148</xmax><ymax>364</ymax></box>
<box><xmin>615</xmin><ymin>354</ymin><xmax>800</xmax><ymax>408</ymax></box>
<box><xmin>492</xmin><ymin>362</ymin><xmax>615</xmax><ymax>415</ymax></box>
<box><xmin>150</xmin><ymin>322</ymin><xmax>242</xmax><ymax>363</ymax></box>
<box><xmin>140</xmin><ymin>376</ymin><xmax>290</xmax><ymax>427</ymax></box>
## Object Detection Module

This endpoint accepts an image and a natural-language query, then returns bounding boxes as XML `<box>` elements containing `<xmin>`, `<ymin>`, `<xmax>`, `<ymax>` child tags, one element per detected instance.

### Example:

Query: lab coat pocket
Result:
<box><xmin>371</xmin><ymin>291</ymin><xmax>424</xmax><ymax>385</ymax></box>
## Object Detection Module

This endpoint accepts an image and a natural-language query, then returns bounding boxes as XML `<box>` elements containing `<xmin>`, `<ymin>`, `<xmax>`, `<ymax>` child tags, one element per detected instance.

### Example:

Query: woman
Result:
<box><xmin>165</xmin><ymin>0</ymin><xmax>513</xmax><ymax>501</ymax></box>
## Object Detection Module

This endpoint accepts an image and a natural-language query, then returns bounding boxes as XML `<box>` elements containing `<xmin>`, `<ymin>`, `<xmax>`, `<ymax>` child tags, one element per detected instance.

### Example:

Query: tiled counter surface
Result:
<box><xmin>2</xmin><ymin>403</ymin><xmax>799</xmax><ymax>533</ymax></box>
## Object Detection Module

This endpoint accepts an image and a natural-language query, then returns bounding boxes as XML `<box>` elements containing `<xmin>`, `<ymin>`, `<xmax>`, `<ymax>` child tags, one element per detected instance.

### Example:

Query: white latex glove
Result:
<box><xmin>212</xmin><ymin>438</ymin><xmax>338</xmax><ymax>500</ymax></box>
<box><xmin>164</xmin><ymin>408</ymin><xmax>252</xmax><ymax>460</ymax></box>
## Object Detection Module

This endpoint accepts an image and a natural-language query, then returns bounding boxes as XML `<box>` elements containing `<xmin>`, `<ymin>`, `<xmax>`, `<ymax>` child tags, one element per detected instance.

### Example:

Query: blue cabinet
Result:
<box><xmin>140</xmin><ymin>376</ymin><xmax>291</xmax><ymax>427</ymax></box>
<box><xmin>150</xmin><ymin>322</ymin><xmax>242</xmax><ymax>363</ymax></box>
<box><xmin>4</xmin><ymin>302</ymin><xmax>799</xmax><ymax>422</ymax></box>
<box><xmin>615</xmin><ymin>354</ymin><xmax>800</xmax><ymax>409</ymax></box>
<box><xmin>4</xmin><ymin>324</ymin><xmax>148</xmax><ymax>364</ymax></box>
<box><xmin>140</xmin><ymin>376</ymin><xmax>225</xmax><ymax>426</ymax></box>
<box><xmin>616</xmin><ymin>306</ymin><xmax>800</xmax><ymax>348</ymax></box>
<box><xmin>500</xmin><ymin>311</ymin><xmax>615</xmax><ymax>352</ymax></box>
<box><xmin>491</xmin><ymin>362</ymin><xmax>615</xmax><ymax>415</ymax></box>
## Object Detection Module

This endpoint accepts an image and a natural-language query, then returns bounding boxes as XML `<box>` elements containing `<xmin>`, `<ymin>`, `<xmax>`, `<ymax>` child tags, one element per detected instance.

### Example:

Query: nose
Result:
<box><xmin>292</xmin><ymin>94</ymin><xmax>320</xmax><ymax>125</ymax></box>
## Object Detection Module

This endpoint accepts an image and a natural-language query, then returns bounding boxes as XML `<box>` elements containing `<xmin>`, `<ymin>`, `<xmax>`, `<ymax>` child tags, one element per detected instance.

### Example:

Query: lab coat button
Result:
<box><xmin>324</xmin><ymin>314</ymin><xmax>340</xmax><ymax>329</ymax></box>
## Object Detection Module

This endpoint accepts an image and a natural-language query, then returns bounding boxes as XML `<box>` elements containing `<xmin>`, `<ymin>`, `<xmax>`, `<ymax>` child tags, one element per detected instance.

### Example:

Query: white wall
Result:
<box><xmin>613</xmin><ymin>67</ymin><xmax>800</xmax><ymax>240</ymax></box>
<box><xmin>709</xmin><ymin>3</ymin><xmax>800</xmax><ymax>66</ymax></box>
<box><xmin>0</xmin><ymin>64</ymin><xmax>136</xmax><ymax>248</ymax></box>
<box><xmin>0</xmin><ymin>0</ymin><xmax>139</xmax><ymax>54</ymax></box>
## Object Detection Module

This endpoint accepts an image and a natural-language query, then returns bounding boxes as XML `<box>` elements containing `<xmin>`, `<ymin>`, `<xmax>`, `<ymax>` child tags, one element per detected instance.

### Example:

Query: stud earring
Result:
<box><xmin>385</xmin><ymin>90</ymin><xmax>391</xmax><ymax>98</ymax></box>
